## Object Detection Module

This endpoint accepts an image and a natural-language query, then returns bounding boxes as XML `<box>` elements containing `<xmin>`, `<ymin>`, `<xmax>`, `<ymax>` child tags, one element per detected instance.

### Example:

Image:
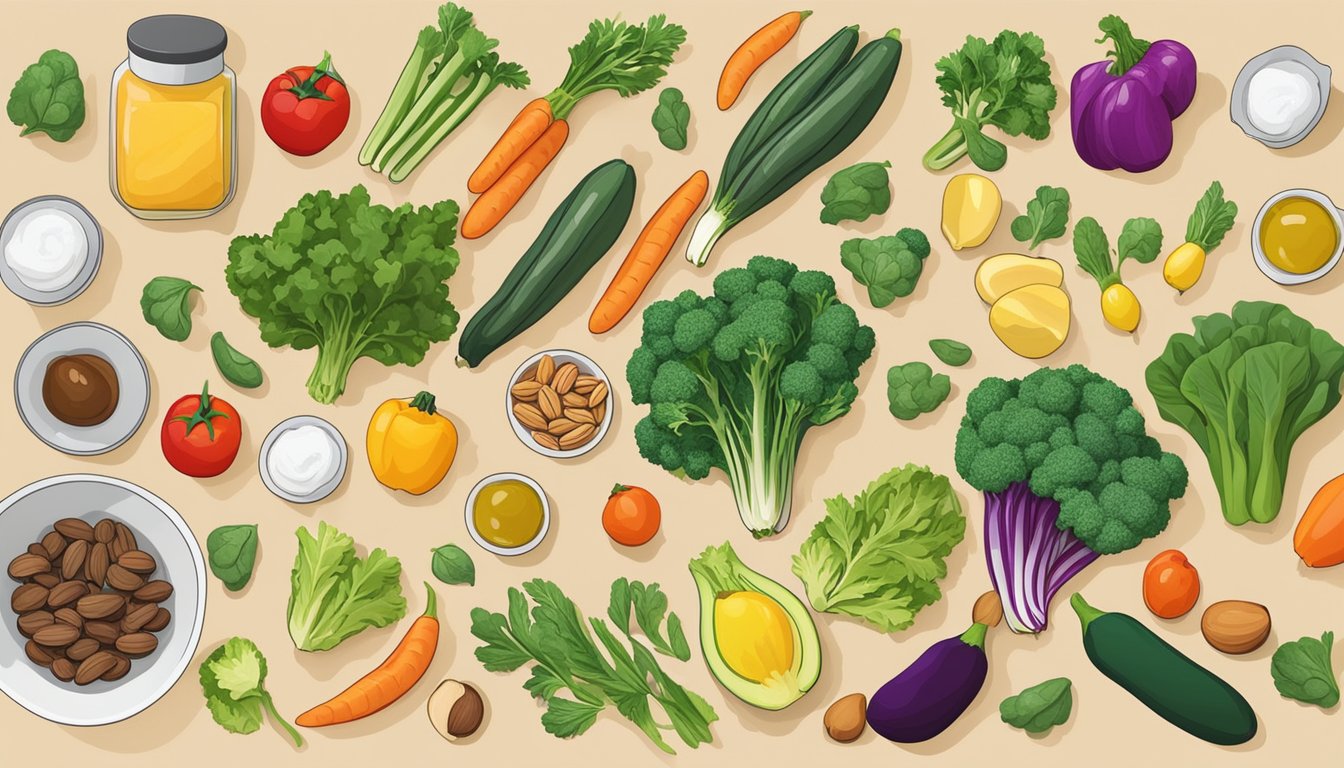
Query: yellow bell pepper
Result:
<box><xmin>366</xmin><ymin>391</ymin><xmax>458</xmax><ymax>494</ymax></box>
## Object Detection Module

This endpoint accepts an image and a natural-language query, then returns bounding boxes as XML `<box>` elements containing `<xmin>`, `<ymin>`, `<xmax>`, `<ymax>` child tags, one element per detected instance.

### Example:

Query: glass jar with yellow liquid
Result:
<box><xmin>111</xmin><ymin>15</ymin><xmax>236</xmax><ymax>220</ymax></box>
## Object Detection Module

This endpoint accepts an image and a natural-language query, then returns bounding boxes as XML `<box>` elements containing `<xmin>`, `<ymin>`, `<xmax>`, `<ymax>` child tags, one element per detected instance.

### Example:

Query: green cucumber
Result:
<box><xmin>457</xmin><ymin>159</ymin><xmax>635</xmax><ymax>368</ymax></box>
<box><xmin>1072</xmin><ymin>593</ymin><xmax>1257</xmax><ymax>745</ymax></box>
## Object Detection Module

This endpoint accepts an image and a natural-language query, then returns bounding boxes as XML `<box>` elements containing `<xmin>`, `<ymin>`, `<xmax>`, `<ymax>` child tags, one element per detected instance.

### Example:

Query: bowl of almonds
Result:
<box><xmin>507</xmin><ymin>350</ymin><xmax>614</xmax><ymax>458</ymax></box>
<box><xmin>0</xmin><ymin>474</ymin><xmax>205</xmax><ymax>726</ymax></box>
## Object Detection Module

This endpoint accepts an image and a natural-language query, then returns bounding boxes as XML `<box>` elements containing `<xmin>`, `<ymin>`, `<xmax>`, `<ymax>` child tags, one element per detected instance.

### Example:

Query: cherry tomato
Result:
<box><xmin>260</xmin><ymin>51</ymin><xmax>350</xmax><ymax>156</ymax></box>
<box><xmin>1142</xmin><ymin>549</ymin><xmax>1200</xmax><ymax>619</ymax></box>
<box><xmin>161</xmin><ymin>382</ymin><xmax>241</xmax><ymax>478</ymax></box>
<box><xmin>602</xmin><ymin>484</ymin><xmax>661</xmax><ymax>546</ymax></box>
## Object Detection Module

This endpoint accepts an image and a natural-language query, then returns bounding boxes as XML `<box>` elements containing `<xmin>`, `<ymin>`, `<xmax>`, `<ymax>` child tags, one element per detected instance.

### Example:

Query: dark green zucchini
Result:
<box><xmin>457</xmin><ymin>159</ymin><xmax>635</xmax><ymax>368</ymax></box>
<box><xmin>1072</xmin><ymin>593</ymin><xmax>1257</xmax><ymax>745</ymax></box>
<box><xmin>688</xmin><ymin>29</ymin><xmax>903</xmax><ymax>267</ymax></box>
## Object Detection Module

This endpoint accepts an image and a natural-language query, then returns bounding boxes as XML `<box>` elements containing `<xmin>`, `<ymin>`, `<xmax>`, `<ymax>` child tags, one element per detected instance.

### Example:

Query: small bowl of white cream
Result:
<box><xmin>0</xmin><ymin>196</ymin><xmax>103</xmax><ymax>306</ymax></box>
<box><xmin>259</xmin><ymin>416</ymin><xmax>348</xmax><ymax>504</ymax></box>
<box><xmin>1231</xmin><ymin>46</ymin><xmax>1332</xmax><ymax>149</ymax></box>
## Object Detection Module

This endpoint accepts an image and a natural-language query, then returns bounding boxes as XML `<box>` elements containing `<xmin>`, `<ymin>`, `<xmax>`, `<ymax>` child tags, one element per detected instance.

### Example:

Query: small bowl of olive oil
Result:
<box><xmin>465</xmin><ymin>472</ymin><xmax>550</xmax><ymax>556</ymax></box>
<box><xmin>1252</xmin><ymin>188</ymin><xmax>1343</xmax><ymax>285</ymax></box>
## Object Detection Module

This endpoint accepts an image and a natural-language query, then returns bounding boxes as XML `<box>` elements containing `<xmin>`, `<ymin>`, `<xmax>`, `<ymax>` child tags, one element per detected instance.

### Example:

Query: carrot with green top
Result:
<box><xmin>295</xmin><ymin>584</ymin><xmax>439</xmax><ymax>728</ymax></box>
<box><xmin>468</xmin><ymin>98</ymin><xmax>552</xmax><ymax>194</ymax></box>
<box><xmin>717</xmin><ymin>11</ymin><xmax>812</xmax><ymax>110</ymax></box>
<box><xmin>462</xmin><ymin>119</ymin><xmax>570</xmax><ymax>239</ymax></box>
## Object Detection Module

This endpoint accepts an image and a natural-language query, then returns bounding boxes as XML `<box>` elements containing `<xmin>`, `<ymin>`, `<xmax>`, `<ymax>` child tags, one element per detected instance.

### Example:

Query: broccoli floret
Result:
<box><xmin>627</xmin><ymin>255</ymin><xmax>872</xmax><ymax>537</ymax></box>
<box><xmin>839</xmin><ymin>227</ymin><xmax>932</xmax><ymax>308</ymax></box>
<box><xmin>886</xmin><ymin>362</ymin><xmax>951</xmax><ymax>421</ymax></box>
<box><xmin>955</xmin><ymin>366</ymin><xmax>1188</xmax><ymax>633</ymax></box>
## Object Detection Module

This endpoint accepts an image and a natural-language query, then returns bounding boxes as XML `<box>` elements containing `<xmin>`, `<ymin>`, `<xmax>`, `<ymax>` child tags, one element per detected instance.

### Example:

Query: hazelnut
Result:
<box><xmin>427</xmin><ymin>679</ymin><xmax>484</xmax><ymax>742</ymax></box>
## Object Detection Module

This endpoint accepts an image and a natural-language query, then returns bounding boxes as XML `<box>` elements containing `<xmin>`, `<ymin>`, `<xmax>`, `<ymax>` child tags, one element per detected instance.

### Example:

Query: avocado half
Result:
<box><xmin>688</xmin><ymin>542</ymin><xmax>821</xmax><ymax>710</ymax></box>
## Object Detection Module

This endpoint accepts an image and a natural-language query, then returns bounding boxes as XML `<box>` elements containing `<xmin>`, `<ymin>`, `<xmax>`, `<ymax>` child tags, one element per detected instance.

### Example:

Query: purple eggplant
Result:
<box><xmin>866</xmin><ymin>622</ymin><xmax>989</xmax><ymax>743</ymax></box>
<box><xmin>1070</xmin><ymin>15</ymin><xmax>1197</xmax><ymax>173</ymax></box>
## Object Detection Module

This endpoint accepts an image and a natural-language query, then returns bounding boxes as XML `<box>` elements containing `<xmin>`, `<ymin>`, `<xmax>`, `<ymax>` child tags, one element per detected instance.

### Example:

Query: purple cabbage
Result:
<box><xmin>984</xmin><ymin>482</ymin><xmax>1099</xmax><ymax>634</ymax></box>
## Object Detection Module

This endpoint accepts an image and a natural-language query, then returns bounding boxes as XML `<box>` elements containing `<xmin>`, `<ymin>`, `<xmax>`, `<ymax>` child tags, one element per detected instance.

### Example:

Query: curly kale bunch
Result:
<box><xmin>627</xmin><ymin>256</ymin><xmax>875</xmax><ymax>537</ymax></box>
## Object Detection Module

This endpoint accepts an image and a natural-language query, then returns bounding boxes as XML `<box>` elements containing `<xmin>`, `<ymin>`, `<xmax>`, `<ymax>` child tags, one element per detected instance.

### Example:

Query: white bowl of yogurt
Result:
<box><xmin>258</xmin><ymin>416</ymin><xmax>348</xmax><ymax>504</ymax></box>
<box><xmin>1231</xmin><ymin>46</ymin><xmax>1332</xmax><ymax>149</ymax></box>
<box><xmin>0</xmin><ymin>196</ymin><xmax>103</xmax><ymax>306</ymax></box>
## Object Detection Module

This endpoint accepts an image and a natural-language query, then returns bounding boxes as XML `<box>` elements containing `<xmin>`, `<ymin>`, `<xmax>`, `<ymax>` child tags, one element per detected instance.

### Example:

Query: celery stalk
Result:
<box><xmin>358</xmin><ymin>26</ymin><xmax>444</xmax><ymax>166</ymax></box>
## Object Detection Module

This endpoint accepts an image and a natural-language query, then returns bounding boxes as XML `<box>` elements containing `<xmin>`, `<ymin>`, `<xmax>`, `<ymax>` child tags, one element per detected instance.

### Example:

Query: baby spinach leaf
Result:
<box><xmin>839</xmin><ymin>228</ymin><xmax>931</xmax><ymax>308</ymax></box>
<box><xmin>211</xmin><ymin>332</ymin><xmax>264</xmax><ymax>389</ymax></box>
<box><xmin>887</xmin><ymin>362</ymin><xmax>951</xmax><ymax>420</ymax></box>
<box><xmin>929</xmin><ymin>339</ymin><xmax>973</xmax><ymax>367</ymax></box>
<box><xmin>820</xmin><ymin>161</ymin><xmax>892</xmax><ymax>224</ymax></box>
<box><xmin>7</xmin><ymin>49</ymin><xmax>85</xmax><ymax>142</ymax></box>
<box><xmin>1000</xmin><ymin>677</ymin><xmax>1073</xmax><ymax>733</ymax></box>
<box><xmin>1010</xmin><ymin>185</ymin><xmax>1070</xmax><ymax>249</ymax></box>
<box><xmin>207</xmin><ymin>524</ymin><xmax>259</xmax><ymax>592</ymax></box>
<box><xmin>431</xmin><ymin>543</ymin><xmax>475</xmax><ymax>586</ymax></box>
<box><xmin>1272</xmin><ymin>631</ymin><xmax>1340</xmax><ymax>708</ymax></box>
<box><xmin>1117</xmin><ymin>216</ymin><xmax>1163</xmax><ymax>265</ymax></box>
<box><xmin>140</xmin><ymin>276</ymin><xmax>201</xmax><ymax>342</ymax></box>
<box><xmin>651</xmin><ymin>88</ymin><xmax>689</xmax><ymax>150</ymax></box>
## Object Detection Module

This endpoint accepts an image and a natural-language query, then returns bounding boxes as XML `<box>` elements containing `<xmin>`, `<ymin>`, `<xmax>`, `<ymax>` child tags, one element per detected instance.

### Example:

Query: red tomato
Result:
<box><xmin>260</xmin><ymin>51</ymin><xmax>350</xmax><ymax>156</ymax></box>
<box><xmin>161</xmin><ymin>382</ymin><xmax>242</xmax><ymax>478</ymax></box>
<box><xmin>602</xmin><ymin>484</ymin><xmax>661</xmax><ymax>546</ymax></box>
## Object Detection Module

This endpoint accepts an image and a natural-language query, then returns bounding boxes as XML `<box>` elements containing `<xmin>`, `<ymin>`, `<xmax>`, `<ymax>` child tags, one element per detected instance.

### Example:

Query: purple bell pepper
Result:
<box><xmin>1071</xmin><ymin>16</ymin><xmax>1197</xmax><ymax>172</ymax></box>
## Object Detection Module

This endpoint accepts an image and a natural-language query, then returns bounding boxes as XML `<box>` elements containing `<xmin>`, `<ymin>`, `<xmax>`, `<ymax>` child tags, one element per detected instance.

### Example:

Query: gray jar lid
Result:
<box><xmin>127</xmin><ymin>15</ymin><xmax>227</xmax><ymax>65</ymax></box>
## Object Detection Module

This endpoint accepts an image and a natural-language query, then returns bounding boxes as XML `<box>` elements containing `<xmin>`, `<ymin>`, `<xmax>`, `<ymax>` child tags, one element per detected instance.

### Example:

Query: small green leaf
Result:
<box><xmin>430</xmin><ymin>543</ymin><xmax>475</xmax><ymax>586</ymax></box>
<box><xmin>206</xmin><ymin>524</ymin><xmax>259</xmax><ymax>592</ymax></box>
<box><xmin>651</xmin><ymin>87</ymin><xmax>690</xmax><ymax>151</ymax></box>
<box><xmin>887</xmin><ymin>362</ymin><xmax>951</xmax><ymax>421</ymax></box>
<box><xmin>1117</xmin><ymin>217</ymin><xmax>1163</xmax><ymax>266</ymax></box>
<box><xmin>1000</xmin><ymin>677</ymin><xmax>1073</xmax><ymax>734</ymax></box>
<box><xmin>929</xmin><ymin>339</ymin><xmax>973</xmax><ymax>367</ymax></box>
<box><xmin>839</xmin><ymin>229</ymin><xmax>931</xmax><ymax>308</ymax></box>
<box><xmin>1271</xmin><ymin>631</ymin><xmax>1340</xmax><ymax>708</ymax></box>
<box><xmin>140</xmin><ymin>276</ymin><xmax>201</xmax><ymax>341</ymax></box>
<box><xmin>211</xmin><ymin>332</ymin><xmax>264</xmax><ymax>389</ymax></box>
<box><xmin>1009</xmin><ymin>185</ymin><xmax>1070</xmax><ymax>249</ymax></box>
<box><xmin>820</xmin><ymin>161</ymin><xmax>892</xmax><ymax>224</ymax></box>
<box><xmin>7</xmin><ymin>49</ymin><xmax>86</xmax><ymax>142</ymax></box>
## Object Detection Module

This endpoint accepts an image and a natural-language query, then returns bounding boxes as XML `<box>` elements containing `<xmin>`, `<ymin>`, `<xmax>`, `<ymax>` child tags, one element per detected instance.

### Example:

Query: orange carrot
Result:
<box><xmin>295</xmin><ymin>584</ymin><xmax>439</xmax><ymax>728</ymax></box>
<box><xmin>717</xmin><ymin>11</ymin><xmax>812</xmax><ymax>110</ymax></box>
<box><xmin>468</xmin><ymin>98</ymin><xmax>553</xmax><ymax>194</ymax></box>
<box><xmin>589</xmin><ymin>170</ymin><xmax>709</xmax><ymax>334</ymax></box>
<box><xmin>461</xmin><ymin>119</ymin><xmax>570</xmax><ymax>240</ymax></box>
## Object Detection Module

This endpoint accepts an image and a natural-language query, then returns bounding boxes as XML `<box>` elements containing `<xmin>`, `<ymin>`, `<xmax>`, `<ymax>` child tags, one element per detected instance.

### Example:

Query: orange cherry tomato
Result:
<box><xmin>602</xmin><ymin>484</ymin><xmax>661</xmax><ymax>547</ymax></box>
<box><xmin>1142</xmin><ymin>549</ymin><xmax>1200</xmax><ymax>618</ymax></box>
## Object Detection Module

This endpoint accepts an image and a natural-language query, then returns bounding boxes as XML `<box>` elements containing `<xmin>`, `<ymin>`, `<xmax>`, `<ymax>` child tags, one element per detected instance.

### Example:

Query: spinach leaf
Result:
<box><xmin>211</xmin><ymin>332</ymin><xmax>264</xmax><ymax>389</ymax></box>
<box><xmin>1010</xmin><ymin>185</ymin><xmax>1070</xmax><ymax>249</ymax></box>
<box><xmin>651</xmin><ymin>87</ymin><xmax>689</xmax><ymax>150</ymax></box>
<box><xmin>1117</xmin><ymin>217</ymin><xmax>1163</xmax><ymax>266</ymax></box>
<box><xmin>839</xmin><ymin>228</ymin><xmax>931</xmax><ymax>308</ymax></box>
<box><xmin>430</xmin><ymin>543</ymin><xmax>475</xmax><ymax>586</ymax></box>
<box><xmin>140</xmin><ymin>276</ymin><xmax>201</xmax><ymax>342</ymax></box>
<box><xmin>207</xmin><ymin>524</ymin><xmax>259</xmax><ymax>592</ymax></box>
<box><xmin>929</xmin><ymin>338</ymin><xmax>973</xmax><ymax>367</ymax></box>
<box><xmin>820</xmin><ymin>161</ymin><xmax>891</xmax><ymax>224</ymax></box>
<box><xmin>7</xmin><ymin>49</ymin><xmax>85</xmax><ymax>142</ymax></box>
<box><xmin>887</xmin><ymin>362</ymin><xmax>951</xmax><ymax>421</ymax></box>
<box><xmin>1271</xmin><ymin>631</ymin><xmax>1339</xmax><ymax>708</ymax></box>
<box><xmin>1000</xmin><ymin>677</ymin><xmax>1072</xmax><ymax>733</ymax></box>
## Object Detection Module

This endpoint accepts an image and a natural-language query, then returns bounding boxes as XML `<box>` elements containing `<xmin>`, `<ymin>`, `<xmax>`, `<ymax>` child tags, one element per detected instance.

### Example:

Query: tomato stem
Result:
<box><xmin>287</xmin><ymin>50</ymin><xmax>342</xmax><ymax>101</ymax></box>
<box><xmin>172</xmin><ymin>381</ymin><xmax>230</xmax><ymax>441</ymax></box>
<box><xmin>610</xmin><ymin>483</ymin><xmax>630</xmax><ymax>497</ymax></box>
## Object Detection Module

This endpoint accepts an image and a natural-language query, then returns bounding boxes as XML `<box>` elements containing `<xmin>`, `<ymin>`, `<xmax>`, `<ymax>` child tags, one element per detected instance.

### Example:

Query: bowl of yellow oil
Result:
<box><xmin>465</xmin><ymin>472</ymin><xmax>550</xmax><ymax>556</ymax></box>
<box><xmin>1253</xmin><ymin>188</ymin><xmax>1343</xmax><ymax>285</ymax></box>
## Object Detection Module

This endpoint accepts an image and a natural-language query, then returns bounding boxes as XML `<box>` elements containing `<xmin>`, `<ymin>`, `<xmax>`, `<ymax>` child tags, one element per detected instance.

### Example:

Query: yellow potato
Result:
<box><xmin>975</xmin><ymin>253</ymin><xmax>1065</xmax><ymax>304</ymax></box>
<box><xmin>989</xmin><ymin>283</ymin><xmax>1071</xmax><ymax>359</ymax></box>
<box><xmin>941</xmin><ymin>173</ymin><xmax>1001</xmax><ymax>250</ymax></box>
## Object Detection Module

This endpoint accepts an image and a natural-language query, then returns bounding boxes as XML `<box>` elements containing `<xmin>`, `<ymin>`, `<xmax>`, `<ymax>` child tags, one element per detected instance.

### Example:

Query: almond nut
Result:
<box><xmin>546</xmin><ymin>418</ymin><xmax>582</xmax><ymax>436</ymax></box>
<box><xmin>8</xmin><ymin>553</ymin><xmax>51</xmax><ymax>579</ymax></box>
<box><xmin>116</xmin><ymin>632</ymin><xmax>158</xmax><ymax>657</ymax></box>
<box><xmin>53</xmin><ymin>607</ymin><xmax>83</xmax><ymax>631</ymax></box>
<box><xmin>45</xmin><ymin>580</ymin><xmax>88</xmax><ymax>608</ymax></box>
<box><xmin>531</xmin><ymin>431</ymin><xmax>561</xmax><ymax>451</ymax></box>
<box><xmin>27</xmin><ymin>542</ymin><xmax>48</xmax><ymax>557</ymax></box>
<box><xmin>592</xmin><ymin>402</ymin><xmax>606</xmax><ymax>424</ymax></box>
<box><xmin>106</xmin><ymin>564</ymin><xmax>145</xmax><ymax>592</ymax></box>
<box><xmin>102</xmin><ymin>651</ymin><xmax>131</xmax><ymax>681</ymax></box>
<box><xmin>561</xmin><ymin>391</ymin><xmax>589</xmax><ymax>408</ymax></box>
<box><xmin>33</xmin><ymin>573</ymin><xmax>60</xmax><ymax>589</ymax></box>
<box><xmin>427</xmin><ymin>678</ymin><xmax>485</xmax><ymax>742</ymax></box>
<box><xmin>587</xmin><ymin>381</ymin><xmax>609</xmax><ymax>408</ymax></box>
<box><xmin>84</xmin><ymin>620</ymin><xmax>121</xmax><ymax>645</ymax></box>
<box><xmin>512</xmin><ymin>402</ymin><xmax>548</xmax><ymax>432</ymax></box>
<box><xmin>564</xmin><ymin>407</ymin><xmax>596</xmax><ymax>426</ymax></box>
<box><xmin>86</xmin><ymin>542</ymin><xmax>110</xmax><ymax>586</ymax></box>
<box><xmin>510</xmin><ymin>380</ymin><xmax>544</xmax><ymax>401</ymax></box>
<box><xmin>41</xmin><ymin>531</ymin><xmax>67</xmax><ymax>560</ymax></box>
<box><xmin>17</xmin><ymin>611</ymin><xmax>54</xmax><ymax>637</ymax></box>
<box><xmin>551</xmin><ymin>363</ymin><xmax>579</xmax><ymax>394</ymax></box>
<box><xmin>537</xmin><ymin>386</ymin><xmax>562</xmax><ymax>420</ymax></box>
<box><xmin>134</xmin><ymin>581</ymin><xmax>173</xmax><ymax>603</ymax></box>
<box><xmin>93</xmin><ymin>519</ymin><xmax>116</xmax><ymax>544</ymax></box>
<box><xmin>117</xmin><ymin>549</ymin><xmax>157</xmax><ymax>575</ymax></box>
<box><xmin>573</xmin><ymin>376</ymin><xmax>599</xmax><ymax>394</ymax></box>
<box><xmin>26</xmin><ymin>639</ymin><xmax>57</xmax><ymax>667</ymax></box>
<box><xmin>12</xmin><ymin>583</ymin><xmax>49</xmax><ymax>613</ymax></box>
<box><xmin>54</xmin><ymin>518</ymin><xmax>95</xmax><ymax>542</ymax></box>
<box><xmin>972</xmin><ymin>590</ymin><xmax>1004</xmax><ymax>628</ymax></box>
<box><xmin>143</xmin><ymin>608</ymin><xmax>171</xmax><ymax>633</ymax></box>
<box><xmin>558</xmin><ymin>423</ymin><xmax>596</xmax><ymax>450</ymax></box>
<box><xmin>121</xmin><ymin>603</ymin><xmax>159</xmax><ymax>633</ymax></box>
<box><xmin>67</xmin><ymin>637</ymin><xmax>100</xmax><ymax>662</ymax></box>
<box><xmin>33</xmin><ymin>623</ymin><xmax>81</xmax><ymax>648</ymax></box>
<box><xmin>51</xmin><ymin>658</ymin><xmax>77</xmax><ymax>682</ymax></box>
<box><xmin>824</xmin><ymin>692</ymin><xmax>868</xmax><ymax>743</ymax></box>
<box><xmin>114</xmin><ymin>523</ymin><xmax>137</xmax><ymax>553</ymax></box>
<box><xmin>535</xmin><ymin>355</ymin><xmax>556</xmax><ymax>385</ymax></box>
<box><xmin>61</xmin><ymin>539</ymin><xmax>89</xmax><ymax>580</ymax></box>
<box><xmin>76</xmin><ymin>593</ymin><xmax>125</xmax><ymax>620</ymax></box>
<box><xmin>76</xmin><ymin>651</ymin><xmax>118</xmax><ymax>685</ymax></box>
<box><xmin>1201</xmin><ymin>600</ymin><xmax>1271</xmax><ymax>655</ymax></box>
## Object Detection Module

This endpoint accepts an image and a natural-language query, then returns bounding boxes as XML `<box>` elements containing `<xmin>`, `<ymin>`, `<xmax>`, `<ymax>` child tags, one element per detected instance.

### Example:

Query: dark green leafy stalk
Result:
<box><xmin>471</xmin><ymin>579</ymin><xmax>715</xmax><ymax>753</ymax></box>
<box><xmin>7</xmin><ymin>49</ymin><xmax>85</xmax><ymax>141</ymax></box>
<box><xmin>207</xmin><ymin>525</ymin><xmax>259</xmax><ymax>591</ymax></box>
<box><xmin>140</xmin><ymin>276</ymin><xmax>201</xmax><ymax>342</ymax></box>
<box><xmin>1185</xmin><ymin>181</ymin><xmax>1238</xmax><ymax>251</ymax></box>
<box><xmin>1010</xmin><ymin>185</ymin><xmax>1071</xmax><ymax>249</ymax></box>
<box><xmin>1000</xmin><ymin>677</ymin><xmax>1073</xmax><ymax>733</ymax></box>
<box><xmin>923</xmin><ymin>30</ymin><xmax>1057</xmax><ymax>171</ymax></box>
<box><xmin>211</xmin><ymin>332</ymin><xmax>264</xmax><ymax>389</ymax></box>
<box><xmin>840</xmin><ymin>227</ymin><xmax>930</xmax><ymax>308</ymax></box>
<box><xmin>929</xmin><ymin>338</ymin><xmax>972</xmax><ymax>367</ymax></box>
<box><xmin>1271</xmin><ymin>632</ymin><xmax>1340</xmax><ymax>708</ymax></box>
<box><xmin>548</xmin><ymin>15</ymin><xmax>687</xmax><ymax>120</ymax></box>
<box><xmin>886</xmin><ymin>362</ymin><xmax>951</xmax><ymax>420</ymax></box>
<box><xmin>199</xmin><ymin>637</ymin><xmax>302</xmax><ymax>747</ymax></box>
<box><xmin>651</xmin><ymin>87</ymin><xmax>690</xmax><ymax>150</ymax></box>
<box><xmin>607</xmin><ymin>578</ymin><xmax>691</xmax><ymax>660</ymax></box>
<box><xmin>430</xmin><ymin>543</ymin><xmax>475</xmax><ymax>586</ymax></box>
<box><xmin>820</xmin><ymin>161</ymin><xmax>891</xmax><ymax>224</ymax></box>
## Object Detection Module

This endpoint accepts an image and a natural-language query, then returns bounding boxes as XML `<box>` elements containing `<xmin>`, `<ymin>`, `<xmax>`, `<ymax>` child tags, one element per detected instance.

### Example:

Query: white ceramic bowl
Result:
<box><xmin>258</xmin><ymin>415</ymin><xmax>348</xmax><ymax>504</ymax></box>
<box><xmin>0</xmin><ymin>195</ymin><xmax>103</xmax><ymax>306</ymax></box>
<box><xmin>1231</xmin><ymin>46</ymin><xmax>1332</xmax><ymax>149</ymax></box>
<box><xmin>464</xmin><ymin>472</ymin><xmax>550</xmax><ymax>557</ymax></box>
<box><xmin>14</xmin><ymin>322</ymin><xmax>151</xmax><ymax>456</ymax></box>
<box><xmin>506</xmin><ymin>349</ymin><xmax>614</xmax><ymax>459</ymax></box>
<box><xmin>0</xmin><ymin>474</ymin><xmax>206</xmax><ymax>726</ymax></box>
<box><xmin>1251</xmin><ymin>188</ymin><xmax>1343</xmax><ymax>285</ymax></box>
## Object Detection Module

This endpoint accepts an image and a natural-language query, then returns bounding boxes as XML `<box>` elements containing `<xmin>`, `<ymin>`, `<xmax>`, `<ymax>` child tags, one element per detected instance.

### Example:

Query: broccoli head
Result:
<box><xmin>627</xmin><ymin>255</ymin><xmax>873</xmax><ymax>537</ymax></box>
<box><xmin>839</xmin><ymin>227</ymin><xmax>931</xmax><ymax>308</ymax></box>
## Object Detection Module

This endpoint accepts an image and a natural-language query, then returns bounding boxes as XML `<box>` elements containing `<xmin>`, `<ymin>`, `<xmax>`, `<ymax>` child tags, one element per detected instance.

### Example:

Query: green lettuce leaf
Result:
<box><xmin>287</xmin><ymin>522</ymin><xmax>406</xmax><ymax>652</ymax></box>
<box><xmin>198</xmin><ymin>637</ymin><xmax>302</xmax><ymax>747</ymax></box>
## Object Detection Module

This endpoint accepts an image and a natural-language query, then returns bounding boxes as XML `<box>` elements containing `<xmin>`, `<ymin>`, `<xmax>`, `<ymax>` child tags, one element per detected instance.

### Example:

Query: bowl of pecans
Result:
<box><xmin>507</xmin><ymin>350</ymin><xmax>614</xmax><ymax>458</ymax></box>
<box><xmin>0</xmin><ymin>474</ymin><xmax>206</xmax><ymax>726</ymax></box>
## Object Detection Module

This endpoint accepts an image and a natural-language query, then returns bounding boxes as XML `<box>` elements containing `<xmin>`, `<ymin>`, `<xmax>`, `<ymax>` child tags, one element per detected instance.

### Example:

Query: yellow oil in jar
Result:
<box><xmin>1259</xmin><ymin>196</ymin><xmax>1339</xmax><ymax>274</ymax></box>
<box><xmin>472</xmin><ymin>479</ymin><xmax>544</xmax><ymax>549</ymax></box>
<box><xmin>114</xmin><ymin>71</ymin><xmax>233</xmax><ymax>213</ymax></box>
